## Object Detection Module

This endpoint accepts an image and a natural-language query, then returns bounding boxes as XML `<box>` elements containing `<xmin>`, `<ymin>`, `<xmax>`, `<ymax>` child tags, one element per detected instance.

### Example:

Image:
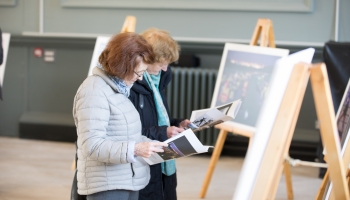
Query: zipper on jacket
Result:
<box><xmin>139</xmin><ymin>93</ymin><xmax>144</xmax><ymax>109</ymax></box>
<box><xmin>161</xmin><ymin>169</ymin><xmax>165</xmax><ymax>200</ymax></box>
<box><xmin>131</xmin><ymin>163</ymin><xmax>135</xmax><ymax>177</ymax></box>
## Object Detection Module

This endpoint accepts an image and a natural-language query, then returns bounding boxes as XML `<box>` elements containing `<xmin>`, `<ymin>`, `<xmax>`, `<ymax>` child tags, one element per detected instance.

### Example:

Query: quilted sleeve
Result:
<box><xmin>74</xmin><ymin>85</ymin><xmax>130</xmax><ymax>164</ymax></box>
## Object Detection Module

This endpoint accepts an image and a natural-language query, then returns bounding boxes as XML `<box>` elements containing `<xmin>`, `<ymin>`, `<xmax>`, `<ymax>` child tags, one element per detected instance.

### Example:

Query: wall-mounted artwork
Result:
<box><xmin>88</xmin><ymin>36</ymin><xmax>110</xmax><ymax>76</ymax></box>
<box><xmin>0</xmin><ymin>32</ymin><xmax>11</xmax><ymax>100</ymax></box>
<box><xmin>211</xmin><ymin>43</ymin><xmax>289</xmax><ymax>132</ymax></box>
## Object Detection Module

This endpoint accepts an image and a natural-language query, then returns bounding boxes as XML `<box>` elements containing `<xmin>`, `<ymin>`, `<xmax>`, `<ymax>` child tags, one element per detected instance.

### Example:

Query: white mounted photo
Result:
<box><xmin>189</xmin><ymin>99</ymin><xmax>242</xmax><ymax>132</ymax></box>
<box><xmin>88</xmin><ymin>36</ymin><xmax>110</xmax><ymax>76</ymax></box>
<box><xmin>0</xmin><ymin>32</ymin><xmax>10</xmax><ymax>86</ymax></box>
<box><xmin>233</xmin><ymin>48</ymin><xmax>315</xmax><ymax>200</ymax></box>
<box><xmin>211</xmin><ymin>43</ymin><xmax>289</xmax><ymax>133</ymax></box>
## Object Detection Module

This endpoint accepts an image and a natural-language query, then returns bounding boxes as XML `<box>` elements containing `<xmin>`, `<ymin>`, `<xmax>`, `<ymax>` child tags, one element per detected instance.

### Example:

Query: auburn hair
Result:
<box><xmin>99</xmin><ymin>32</ymin><xmax>155</xmax><ymax>79</ymax></box>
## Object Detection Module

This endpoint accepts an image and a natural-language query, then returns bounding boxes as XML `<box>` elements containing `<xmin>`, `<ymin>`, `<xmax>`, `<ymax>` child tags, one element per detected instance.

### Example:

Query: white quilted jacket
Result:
<box><xmin>73</xmin><ymin>67</ymin><xmax>151</xmax><ymax>195</ymax></box>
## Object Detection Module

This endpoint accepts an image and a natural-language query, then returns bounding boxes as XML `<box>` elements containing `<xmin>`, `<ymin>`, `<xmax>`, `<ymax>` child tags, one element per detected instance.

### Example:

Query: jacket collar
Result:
<box><xmin>92</xmin><ymin>67</ymin><xmax>120</xmax><ymax>92</ymax></box>
<box><xmin>132</xmin><ymin>66</ymin><xmax>172</xmax><ymax>94</ymax></box>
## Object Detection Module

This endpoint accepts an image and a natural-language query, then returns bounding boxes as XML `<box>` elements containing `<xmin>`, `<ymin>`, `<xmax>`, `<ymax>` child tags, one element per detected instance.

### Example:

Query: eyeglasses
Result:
<box><xmin>134</xmin><ymin>71</ymin><xmax>144</xmax><ymax>78</ymax></box>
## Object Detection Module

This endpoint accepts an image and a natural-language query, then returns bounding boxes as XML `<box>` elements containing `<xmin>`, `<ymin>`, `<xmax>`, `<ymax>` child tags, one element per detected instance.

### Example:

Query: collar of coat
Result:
<box><xmin>92</xmin><ymin>67</ymin><xmax>122</xmax><ymax>93</ymax></box>
<box><xmin>131</xmin><ymin>66</ymin><xmax>173</xmax><ymax>95</ymax></box>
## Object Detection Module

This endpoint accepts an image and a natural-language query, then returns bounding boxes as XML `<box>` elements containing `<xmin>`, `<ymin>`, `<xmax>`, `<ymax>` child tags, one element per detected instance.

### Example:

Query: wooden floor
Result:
<box><xmin>0</xmin><ymin>136</ymin><xmax>323</xmax><ymax>200</ymax></box>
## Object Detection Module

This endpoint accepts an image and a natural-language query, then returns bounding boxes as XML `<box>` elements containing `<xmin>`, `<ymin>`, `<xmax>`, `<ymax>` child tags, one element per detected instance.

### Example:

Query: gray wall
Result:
<box><xmin>0</xmin><ymin>0</ymin><xmax>349</xmax><ymax>42</ymax></box>
<box><xmin>0</xmin><ymin>0</ymin><xmax>349</xmax><ymax>143</ymax></box>
<box><xmin>0</xmin><ymin>36</ymin><xmax>94</xmax><ymax>137</ymax></box>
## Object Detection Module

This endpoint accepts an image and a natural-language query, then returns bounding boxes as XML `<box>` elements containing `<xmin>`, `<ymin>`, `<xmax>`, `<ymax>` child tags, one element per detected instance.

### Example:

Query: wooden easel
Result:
<box><xmin>120</xmin><ymin>16</ymin><xmax>137</xmax><ymax>33</ymax></box>
<box><xmin>199</xmin><ymin>18</ymin><xmax>294</xmax><ymax>199</ymax></box>
<box><xmin>71</xmin><ymin>15</ymin><xmax>137</xmax><ymax>171</ymax></box>
<box><xmin>243</xmin><ymin>63</ymin><xmax>349</xmax><ymax>199</ymax></box>
<box><xmin>315</xmin><ymin>116</ymin><xmax>350</xmax><ymax>198</ymax></box>
<box><xmin>250</xmin><ymin>18</ymin><xmax>276</xmax><ymax>48</ymax></box>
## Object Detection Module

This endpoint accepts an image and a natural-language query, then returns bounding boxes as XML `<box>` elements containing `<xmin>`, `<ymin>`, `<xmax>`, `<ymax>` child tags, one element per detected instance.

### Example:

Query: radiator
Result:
<box><xmin>167</xmin><ymin>67</ymin><xmax>219</xmax><ymax>145</ymax></box>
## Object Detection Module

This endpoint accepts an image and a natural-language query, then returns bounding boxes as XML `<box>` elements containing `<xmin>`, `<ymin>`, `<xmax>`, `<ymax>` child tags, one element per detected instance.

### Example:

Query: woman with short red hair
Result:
<box><xmin>73</xmin><ymin>32</ymin><xmax>168</xmax><ymax>200</ymax></box>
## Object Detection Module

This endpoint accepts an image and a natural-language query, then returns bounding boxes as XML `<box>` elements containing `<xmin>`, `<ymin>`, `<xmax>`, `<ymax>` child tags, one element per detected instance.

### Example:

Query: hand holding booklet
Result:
<box><xmin>143</xmin><ymin>129</ymin><xmax>213</xmax><ymax>165</ymax></box>
<box><xmin>188</xmin><ymin>99</ymin><xmax>242</xmax><ymax>132</ymax></box>
<box><xmin>142</xmin><ymin>99</ymin><xmax>242</xmax><ymax>165</ymax></box>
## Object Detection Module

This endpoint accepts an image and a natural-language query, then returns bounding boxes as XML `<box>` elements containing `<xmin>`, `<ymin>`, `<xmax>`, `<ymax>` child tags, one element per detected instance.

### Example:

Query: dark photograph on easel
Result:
<box><xmin>336</xmin><ymin>79</ymin><xmax>350</xmax><ymax>147</ymax></box>
<box><xmin>210</xmin><ymin>43</ymin><xmax>289</xmax><ymax>130</ymax></box>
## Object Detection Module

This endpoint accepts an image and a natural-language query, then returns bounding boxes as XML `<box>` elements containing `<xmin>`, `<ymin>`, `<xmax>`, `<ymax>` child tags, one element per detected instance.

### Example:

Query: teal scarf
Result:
<box><xmin>144</xmin><ymin>71</ymin><xmax>176</xmax><ymax>176</ymax></box>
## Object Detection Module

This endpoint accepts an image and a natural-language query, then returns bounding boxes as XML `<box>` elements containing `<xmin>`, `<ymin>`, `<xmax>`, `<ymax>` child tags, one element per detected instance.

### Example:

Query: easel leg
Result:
<box><xmin>249</xmin><ymin>18</ymin><xmax>275</xmax><ymax>48</ymax></box>
<box><xmin>284</xmin><ymin>161</ymin><xmax>294</xmax><ymax>199</ymax></box>
<box><xmin>268</xmin><ymin>162</ymin><xmax>283</xmax><ymax>199</ymax></box>
<box><xmin>315</xmin><ymin>170</ymin><xmax>329</xmax><ymax>200</ymax></box>
<box><xmin>120</xmin><ymin>16</ymin><xmax>136</xmax><ymax>33</ymax></box>
<box><xmin>280</xmin><ymin>102</ymin><xmax>302</xmax><ymax>200</ymax></box>
<box><xmin>267</xmin><ymin>159</ymin><xmax>294</xmax><ymax>200</ymax></box>
<box><xmin>347</xmin><ymin>169</ymin><xmax>350</xmax><ymax>193</ymax></box>
<box><xmin>330</xmin><ymin>169</ymin><xmax>350</xmax><ymax>199</ymax></box>
<box><xmin>199</xmin><ymin>129</ymin><xmax>228</xmax><ymax>198</ymax></box>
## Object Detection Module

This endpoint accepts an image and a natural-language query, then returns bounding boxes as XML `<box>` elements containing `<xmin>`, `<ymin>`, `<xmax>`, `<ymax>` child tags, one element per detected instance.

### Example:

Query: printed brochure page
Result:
<box><xmin>143</xmin><ymin>129</ymin><xmax>213</xmax><ymax>165</ymax></box>
<box><xmin>189</xmin><ymin>99</ymin><xmax>242</xmax><ymax>132</ymax></box>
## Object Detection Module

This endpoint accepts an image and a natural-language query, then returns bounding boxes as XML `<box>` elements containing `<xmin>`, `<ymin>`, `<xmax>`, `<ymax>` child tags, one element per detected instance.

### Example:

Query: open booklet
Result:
<box><xmin>143</xmin><ymin>129</ymin><xmax>213</xmax><ymax>165</ymax></box>
<box><xmin>188</xmin><ymin>99</ymin><xmax>242</xmax><ymax>132</ymax></box>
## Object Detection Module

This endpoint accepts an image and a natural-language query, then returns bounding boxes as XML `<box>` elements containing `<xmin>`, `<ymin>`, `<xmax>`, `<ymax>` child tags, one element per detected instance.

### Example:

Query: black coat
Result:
<box><xmin>129</xmin><ymin>67</ymin><xmax>181</xmax><ymax>200</ymax></box>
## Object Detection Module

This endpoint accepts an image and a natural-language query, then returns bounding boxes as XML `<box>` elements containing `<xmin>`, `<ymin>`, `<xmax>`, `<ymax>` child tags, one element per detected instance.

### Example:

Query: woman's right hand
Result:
<box><xmin>134</xmin><ymin>141</ymin><xmax>168</xmax><ymax>158</ymax></box>
<box><xmin>167</xmin><ymin>126</ymin><xmax>184</xmax><ymax>138</ymax></box>
<box><xmin>179</xmin><ymin>119</ymin><xmax>191</xmax><ymax>129</ymax></box>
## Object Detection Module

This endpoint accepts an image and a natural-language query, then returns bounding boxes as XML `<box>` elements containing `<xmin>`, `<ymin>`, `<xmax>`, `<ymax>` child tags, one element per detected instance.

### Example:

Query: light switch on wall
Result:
<box><xmin>44</xmin><ymin>50</ymin><xmax>55</xmax><ymax>62</ymax></box>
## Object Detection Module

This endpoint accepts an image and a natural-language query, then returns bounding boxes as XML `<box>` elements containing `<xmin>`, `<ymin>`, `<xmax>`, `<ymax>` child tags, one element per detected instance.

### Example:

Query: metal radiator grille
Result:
<box><xmin>167</xmin><ymin>67</ymin><xmax>219</xmax><ymax>145</ymax></box>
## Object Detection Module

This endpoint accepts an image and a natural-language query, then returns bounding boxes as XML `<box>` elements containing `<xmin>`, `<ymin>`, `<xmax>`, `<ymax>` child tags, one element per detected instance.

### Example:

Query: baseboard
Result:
<box><xmin>19</xmin><ymin>123</ymin><xmax>77</xmax><ymax>142</ymax></box>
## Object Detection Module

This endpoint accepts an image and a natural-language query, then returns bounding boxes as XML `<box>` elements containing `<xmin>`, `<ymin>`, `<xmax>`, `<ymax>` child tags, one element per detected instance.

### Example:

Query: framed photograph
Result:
<box><xmin>211</xmin><ymin>43</ymin><xmax>289</xmax><ymax>132</ymax></box>
<box><xmin>335</xmin><ymin>79</ymin><xmax>350</xmax><ymax>148</ymax></box>
<box><xmin>88</xmin><ymin>36</ymin><xmax>110</xmax><ymax>76</ymax></box>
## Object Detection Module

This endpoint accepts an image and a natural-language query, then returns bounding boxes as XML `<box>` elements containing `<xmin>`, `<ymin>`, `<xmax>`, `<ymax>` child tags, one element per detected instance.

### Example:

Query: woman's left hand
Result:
<box><xmin>134</xmin><ymin>141</ymin><xmax>168</xmax><ymax>158</ymax></box>
<box><xmin>179</xmin><ymin>119</ymin><xmax>191</xmax><ymax>129</ymax></box>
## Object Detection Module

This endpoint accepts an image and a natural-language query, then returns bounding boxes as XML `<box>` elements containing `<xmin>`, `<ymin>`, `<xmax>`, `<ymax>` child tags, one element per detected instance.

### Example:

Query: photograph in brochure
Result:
<box><xmin>188</xmin><ymin>99</ymin><xmax>242</xmax><ymax>132</ymax></box>
<box><xmin>143</xmin><ymin>129</ymin><xmax>213</xmax><ymax>165</ymax></box>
